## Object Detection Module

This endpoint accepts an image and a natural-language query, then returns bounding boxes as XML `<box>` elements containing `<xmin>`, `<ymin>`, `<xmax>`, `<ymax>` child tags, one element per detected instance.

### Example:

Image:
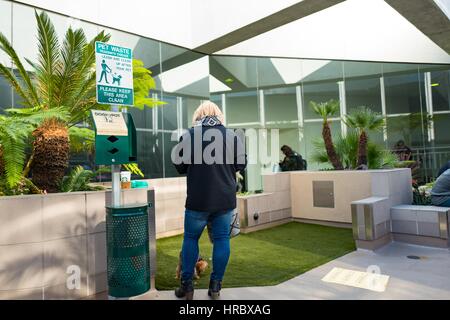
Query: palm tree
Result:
<box><xmin>0</xmin><ymin>11</ymin><xmax>110</xmax><ymax>192</ymax></box>
<box><xmin>310</xmin><ymin>99</ymin><xmax>343</xmax><ymax>170</ymax></box>
<box><xmin>343</xmin><ymin>106</ymin><xmax>385</xmax><ymax>167</ymax></box>
<box><xmin>0</xmin><ymin>11</ymin><xmax>162</xmax><ymax>192</ymax></box>
<box><xmin>311</xmin><ymin>131</ymin><xmax>398</xmax><ymax>170</ymax></box>
<box><xmin>0</xmin><ymin>107</ymin><xmax>68</xmax><ymax>191</ymax></box>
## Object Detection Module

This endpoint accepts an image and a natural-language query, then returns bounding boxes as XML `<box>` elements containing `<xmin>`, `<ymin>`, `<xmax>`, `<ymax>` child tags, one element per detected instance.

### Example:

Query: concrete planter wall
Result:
<box><xmin>0</xmin><ymin>188</ymin><xmax>149</xmax><ymax>300</ymax></box>
<box><xmin>238</xmin><ymin>172</ymin><xmax>292</xmax><ymax>232</ymax></box>
<box><xmin>289</xmin><ymin>169</ymin><xmax>412</xmax><ymax>224</ymax></box>
<box><xmin>144</xmin><ymin>177</ymin><xmax>186</xmax><ymax>239</ymax></box>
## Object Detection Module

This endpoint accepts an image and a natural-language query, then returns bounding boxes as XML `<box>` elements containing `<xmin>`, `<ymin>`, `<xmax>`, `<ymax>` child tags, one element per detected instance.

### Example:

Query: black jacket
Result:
<box><xmin>173</xmin><ymin>117</ymin><xmax>247</xmax><ymax>212</ymax></box>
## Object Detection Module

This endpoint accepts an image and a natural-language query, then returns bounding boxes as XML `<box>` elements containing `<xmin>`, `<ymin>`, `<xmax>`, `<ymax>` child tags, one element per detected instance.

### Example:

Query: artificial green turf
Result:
<box><xmin>155</xmin><ymin>222</ymin><xmax>356</xmax><ymax>290</ymax></box>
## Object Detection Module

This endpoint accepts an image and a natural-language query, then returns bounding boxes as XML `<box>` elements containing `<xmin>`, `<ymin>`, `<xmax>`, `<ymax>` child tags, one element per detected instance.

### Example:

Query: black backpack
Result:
<box><xmin>294</xmin><ymin>153</ymin><xmax>306</xmax><ymax>171</ymax></box>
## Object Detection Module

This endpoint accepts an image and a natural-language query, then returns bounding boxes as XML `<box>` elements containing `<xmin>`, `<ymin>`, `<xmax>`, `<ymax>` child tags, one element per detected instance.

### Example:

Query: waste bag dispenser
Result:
<box><xmin>91</xmin><ymin>110</ymin><xmax>151</xmax><ymax>298</ymax></box>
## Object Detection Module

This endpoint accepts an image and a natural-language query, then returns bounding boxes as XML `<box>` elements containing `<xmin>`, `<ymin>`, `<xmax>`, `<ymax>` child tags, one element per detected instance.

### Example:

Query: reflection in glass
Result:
<box><xmin>264</xmin><ymin>87</ymin><xmax>297</xmax><ymax>128</ymax></box>
<box><xmin>384</xmin><ymin>73</ymin><xmax>423</xmax><ymax>114</ymax></box>
<box><xmin>137</xmin><ymin>130</ymin><xmax>163</xmax><ymax>179</ymax></box>
<box><xmin>226</xmin><ymin>91</ymin><xmax>259</xmax><ymax>127</ymax></box>
<box><xmin>302</xmin><ymin>82</ymin><xmax>340</xmax><ymax>120</ymax></box>
<box><xmin>431</xmin><ymin>70</ymin><xmax>450</xmax><ymax>112</ymax></box>
<box><xmin>304</xmin><ymin>121</ymin><xmax>341</xmax><ymax>170</ymax></box>
<box><xmin>346</xmin><ymin>77</ymin><xmax>382</xmax><ymax>113</ymax></box>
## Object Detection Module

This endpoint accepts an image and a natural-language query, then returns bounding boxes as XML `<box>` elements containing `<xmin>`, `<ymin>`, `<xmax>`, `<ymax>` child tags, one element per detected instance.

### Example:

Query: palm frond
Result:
<box><xmin>0</xmin><ymin>63</ymin><xmax>35</xmax><ymax>108</ymax></box>
<box><xmin>69</xmin><ymin>127</ymin><xmax>94</xmax><ymax>153</ymax></box>
<box><xmin>343</xmin><ymin>106</ymin><xmax>385</xmax><ymax>132</ymax></box>
<box><xmin>55</xmin><ymin>27</ymin><xmax>87</xmax><ymax>107</ymax></box>
<box><xmin>35</xmin><ymin>10</ymin><xmax>60</xmax><ymax>108</ymax></box>
<box><xmin>0</xmin><ymin>118</ymin><xmax>28</xmax><ymax>188</ymax></box>
<box><xmin>0</xmin><ymin>32</ymin><xmax>39</xmax><ymax>106</ymax></box>
<box><xmin>123</xmin><ymin>163</ymin><xmax>144</xmax><ymax>177</ymax></box>
<box><xmin>367</xmin><ymin>144</ymin><xmax>398</xmax><ymax>169</ymax></box>
<box><xmin>5</xmin><ymin>106</ymin><xmax>70</xmax><ymax>125</ymax></box>
<box><xmin>131</xmin><ymin>59</ymin><xmax>165</xmax><ymax>110</ymax></box>
<box><xmin>311</xmin><ymin>129</ymin><xmax>397</xmax><ymax>170</ymax></box>
<box><xmin>310</xmin><ymin>99</ymin><xmax>339</xmax><ymax>121</ymax></box>
<box><xmin>2</xmin><ymin>138</ymin><xmax>26</xmax><ymax>188</ymax></box>
<box><xmin>60</xmin><ymin>165</ymin><xmax>95</xmax><ymax>192</ymax></box>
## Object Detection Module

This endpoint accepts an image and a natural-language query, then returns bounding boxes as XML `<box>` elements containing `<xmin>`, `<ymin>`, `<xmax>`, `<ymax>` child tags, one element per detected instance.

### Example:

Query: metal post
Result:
<box><xmin>111</xmin><ymin>105</ymin><xmax>121</xmax><ymax>207</ymax></box>
<box><xmin>111</xmin><ymin>164</ymin><xmax>121</xmax><ymax>207</ymax></box>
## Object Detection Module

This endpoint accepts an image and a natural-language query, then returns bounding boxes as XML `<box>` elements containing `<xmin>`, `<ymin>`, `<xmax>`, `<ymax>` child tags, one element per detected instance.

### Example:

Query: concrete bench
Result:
<box><xmin>390</xmin><ymin>205</ymin><xmax>449</xmax><ymax>248</ymax></box>
<box><xmin>351</xmin><ymin>198</ymin><xmax>450</xmax><ymax>250</ymax></box>
<box><xmin>351</xmin><ymin>197</ymin><xmax>391</xmax><ymax>250</ymax></box>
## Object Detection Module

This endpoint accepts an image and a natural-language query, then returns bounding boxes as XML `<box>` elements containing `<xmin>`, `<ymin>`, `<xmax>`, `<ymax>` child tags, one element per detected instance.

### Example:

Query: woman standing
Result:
<box><xmin>172</xmin><ymin>101</ymin><xmax>247</xmax><ymax>300</ymax></box>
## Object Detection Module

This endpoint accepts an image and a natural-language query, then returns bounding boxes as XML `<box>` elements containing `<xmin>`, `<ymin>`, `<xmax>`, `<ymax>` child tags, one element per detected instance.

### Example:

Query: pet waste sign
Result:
<box><xmin>95</xmin><ymin>42</ymin><xmax>134</xmax><ymax>106</ymax></box>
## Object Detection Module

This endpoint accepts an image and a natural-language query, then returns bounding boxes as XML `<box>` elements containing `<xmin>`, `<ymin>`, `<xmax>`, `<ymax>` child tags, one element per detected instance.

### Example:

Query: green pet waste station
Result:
<box><xmin>91</xmin><ymin>110</ymin><xmax>151</xmax><ymax>298</ymax></box>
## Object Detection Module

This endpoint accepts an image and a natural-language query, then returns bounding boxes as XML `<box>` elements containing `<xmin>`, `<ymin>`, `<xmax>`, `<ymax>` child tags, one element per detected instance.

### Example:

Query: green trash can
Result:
<box><xmin>106</xmin><ymin>204</ymin><xmax>150</xmax><ymax>298</ymax></box>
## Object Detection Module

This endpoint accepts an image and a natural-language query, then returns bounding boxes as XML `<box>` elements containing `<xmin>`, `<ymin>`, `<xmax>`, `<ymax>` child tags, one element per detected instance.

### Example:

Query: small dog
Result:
<box><xmin>175</xmin><ymin>252</ymin><xmax>209</xmax><ymax>280</ymax></box>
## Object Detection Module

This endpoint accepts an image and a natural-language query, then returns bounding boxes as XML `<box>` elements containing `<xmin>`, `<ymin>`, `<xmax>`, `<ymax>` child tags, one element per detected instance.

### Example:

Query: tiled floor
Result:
<box><xmin>89</xmin><ymin>242</ymin><xmax>450</xmax><ymax>300</ymax></box>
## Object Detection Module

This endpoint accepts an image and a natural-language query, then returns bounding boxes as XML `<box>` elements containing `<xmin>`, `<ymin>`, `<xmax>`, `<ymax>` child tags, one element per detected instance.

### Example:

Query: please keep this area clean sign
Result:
<box><xmin>95</xmin><ymin>42</ymin><xmax>134</xmax><ymax>106</ymax></box>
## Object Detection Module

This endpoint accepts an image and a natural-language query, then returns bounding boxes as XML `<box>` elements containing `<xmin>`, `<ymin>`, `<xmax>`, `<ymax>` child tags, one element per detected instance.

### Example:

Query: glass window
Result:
<box><xmin>210</xmin><ymin>94</ymin><xmax>222</xmax><ymax>109</ymax></box>
<box><xmin>163</xmin><ymin>132</ymin><xmax>179</xmax><ymax>178</ymax></box>
<box><xmin>182</xmin><ymin>97</ymin><xmax>203</xmax><ymax>129</ymax></box>
<box><xmin>0</xmin><ymin>76</ymin><xmax>12</xmax><ymax>113</ymax></box>
<box><xmin>434</xmin><ymin>113</ymin><xmax>450</xmax><ymax>147</ymax></box>
<box><xmin>0</xmin><ymin>1</ymin><xmax>14</xmax><ymax>110</ymax></box>
<box><xmin>345</xmin><ymin>77</ymin><xmax>382</xmax><ymax>113</ymax></box>
<box><xmin>279</xmin><ymin>128</ymin><xmax>302</xmax><ymax>159</ymax></box>
<box><xmin>0</xmin><ymin>0</ymin><xmax>11</xmax><ymax>67</ymax></box>
<box><xmin>264</xmin><ymin>87</ymin><xmax>298</xmax><ymax>128</ymax></box>
<box><xmin>302</xmin><ymin>82</ymin><xmax>340</xmax><ymax>120</ymax></box>
<box><xmin>386</xmin><ymin>115</ymin><xmax>427</xmax><ymax>150</ymax></box>
<box><xmin>431</xmin><ymin>70</ymin><xmax>450</xmax><ymax>112</ymax></box>
<box><xmin>136</xmin><ymin>130</ymin><xmax>163</xmax><ymax>179</ymax></box>
<box><xmin>129</xmin><ymin>105</ymin><xmax>154</xmax><ymax>129</ymax></box>
<box><xmin>303</xmin><ymin>120</ymin><xmax>341</xmax><ymax>170</ymax></box>
<box><xmin>384</xmin><ymin>73</ymin><xmax>424</xmax><ymax>115</ymax></box>
<box><xmin>225</xmin><ymin>91</ymin><xmax>259</xmax><ymax>128</ymax></box>
<box><xmin>160</xmin><ymin>94</ymin><xmax>178</xmax><ymax>131</ymax></box>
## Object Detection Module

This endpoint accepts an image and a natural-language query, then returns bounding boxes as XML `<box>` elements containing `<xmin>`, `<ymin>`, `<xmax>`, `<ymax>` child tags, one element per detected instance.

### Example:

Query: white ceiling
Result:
<box><xmin>217</xmin><ymin>0</ymin><xmax>450</xmax><ymax>64</ymax></box>
<box><xmin>10</xmin><ymin>0</ymin><xmax>450</xmax><ymax>63</ymax></box>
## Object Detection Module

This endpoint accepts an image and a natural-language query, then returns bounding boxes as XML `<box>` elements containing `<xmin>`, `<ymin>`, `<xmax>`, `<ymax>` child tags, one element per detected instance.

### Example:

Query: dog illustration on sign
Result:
<box><xmin>98</xmin><ymin>59</ymin><xmax>123</xmax><ymax>86</ymax></box>
<box><xmin>112</xmin><ymin>73</ymin><xmax>122</xmax><ymax>86</ymax></box>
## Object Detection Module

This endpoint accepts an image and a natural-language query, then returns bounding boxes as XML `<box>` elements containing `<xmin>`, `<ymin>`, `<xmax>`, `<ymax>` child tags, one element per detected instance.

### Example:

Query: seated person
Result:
<box><xmin>279</xmin><ymin>145</ymin><xmax>306</xmax><ymax>172</ymax></box>
<box><xmin>431</xmin><ymin>169</ymin><xmax>450</xmax><ymax>207</ymax></box>
<box><xmin>437</xmin><ymin>160</ymin><xmax>450</xmax><ymax>178</ymax></box>
<box><xmin>393</xmin><ymin>140</ymin><xmax>412</xmax><ymax>161</ymax></box>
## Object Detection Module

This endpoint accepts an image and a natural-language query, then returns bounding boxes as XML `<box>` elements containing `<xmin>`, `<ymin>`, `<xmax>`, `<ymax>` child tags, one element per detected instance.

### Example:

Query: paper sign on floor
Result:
<box><xmin>321</xmin><ymin>267</ymin><xmax>389</xmax><ymax>292</ymax></box>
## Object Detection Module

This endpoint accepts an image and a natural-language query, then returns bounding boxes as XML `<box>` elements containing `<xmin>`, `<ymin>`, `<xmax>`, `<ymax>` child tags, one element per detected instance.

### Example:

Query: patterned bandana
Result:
<box><xmin>194</xmin><ymin>116</ymin><xmax>222</xmax><ymax>127</ymax></box>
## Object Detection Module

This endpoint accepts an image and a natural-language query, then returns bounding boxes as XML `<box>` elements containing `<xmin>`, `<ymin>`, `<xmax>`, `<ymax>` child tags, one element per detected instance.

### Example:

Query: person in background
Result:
<box><xmin>279</xmin><ymin>145</ymin><xmax>306</xmax><ymax>171</ymax></box>
<box><xmin>172</xmin><ymin>101</ymin><xmax>247</xmax><ymax>300</ymax></box>
<box><xmin>437</xmin><ymin>160</ymin><xmax>450</xmax><ymax>178</ymax></box>
<box><xmin>393</xmin><ymin>140</ymin><xmax>412</xmax><ymax>161</ymax></box>
<box><xmin>431</xmin><ymin>168</ymin><xmax>450</xmax><ymax>207</ymax></box>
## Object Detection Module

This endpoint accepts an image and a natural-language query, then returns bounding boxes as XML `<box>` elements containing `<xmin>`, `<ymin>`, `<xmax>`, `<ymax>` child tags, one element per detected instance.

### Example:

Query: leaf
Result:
<box><xmin>69</xmin><ymin>127</ymin><xmax>95</xmax><ymax>153</ymax></box>
<box><xmin>35</xmin><ymin>10</ymin><xmax>61</xmax><ymax>108</ymax></box>
<box><xmin>0</xmin><ymin>32</ymin><xmax>40</xmax><ymax>106</ymax></box>
<box><xmin>60</xmin><ymin>165</ymin><xmax>95</xmax><ymax>192</ymax></box>
<box><xmin>0</xmin><ymin>119</ymin><xmax>28</xmax><ymax>187</ymax></box>
<box><xmin>0</xmin><ymin>63</ymin><xmax>35</xmax><ymax>108</ymax></box>
<box><xmin>55</xmin><ymin>27</ymin><xmax>87</xmax><ymax>107</ymax></box>
<box><xmin>123</xmin><ymin>163</ymin><xmax>144</xmax><ymax>177</ymax></box>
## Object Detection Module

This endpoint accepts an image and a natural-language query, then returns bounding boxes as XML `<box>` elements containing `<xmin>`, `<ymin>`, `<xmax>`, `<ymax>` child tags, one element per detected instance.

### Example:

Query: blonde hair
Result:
<box><xmin>192</xmin><ymin>101</ymin><xmax>224</xmax><ymax>126</ymax></box>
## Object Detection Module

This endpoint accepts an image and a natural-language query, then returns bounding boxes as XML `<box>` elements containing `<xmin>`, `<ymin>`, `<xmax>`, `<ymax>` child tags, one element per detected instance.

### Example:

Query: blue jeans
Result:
<box><xmin>440</xmin><ymin>198</ymin><xmax>450</xmax><ymax>207</ymax></box>
<box><xmin>181</xmin><ymin>209</ymin><xmax>233</xmax><ymax>282</ymax></box>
